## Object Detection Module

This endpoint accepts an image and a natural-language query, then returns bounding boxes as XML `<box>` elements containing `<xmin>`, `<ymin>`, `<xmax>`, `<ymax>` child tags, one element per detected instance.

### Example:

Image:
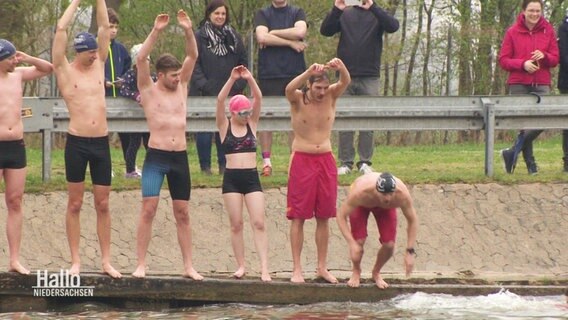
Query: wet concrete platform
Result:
<box><xmin>1</xmin><ymin>271</ymin><xmax>566</xmax><ymax>313</ymax></box>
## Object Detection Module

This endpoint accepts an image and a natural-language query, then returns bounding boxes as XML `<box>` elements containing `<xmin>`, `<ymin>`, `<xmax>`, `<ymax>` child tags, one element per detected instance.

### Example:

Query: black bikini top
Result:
<box><xmin>222</xmin><ymin>122</ymin><xmax>257</xmax><ymax>155</ymax></box>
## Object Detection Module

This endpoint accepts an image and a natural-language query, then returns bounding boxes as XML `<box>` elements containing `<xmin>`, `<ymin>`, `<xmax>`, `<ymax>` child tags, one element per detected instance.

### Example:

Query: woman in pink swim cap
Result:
<box><xmin>216</xmin><ymin>65</ymin><xmax>271</xmax><ymax>282</ymax></box>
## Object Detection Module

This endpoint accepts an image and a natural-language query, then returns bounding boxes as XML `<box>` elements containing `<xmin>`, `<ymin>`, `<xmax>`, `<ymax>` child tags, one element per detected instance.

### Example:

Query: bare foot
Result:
<box><xmin>261</xmin><ymin>271</ymin><xmax>272</xmax><ymax>282</ymax></box>
<box><xmin>316</xmin><ymin>268</ymin><xmax>338</xmax><ymax>284</ymax></box>
<box><xmin>132</xmin><ymin>265</ymin><xmax>146</xmax><ymax>278</ymax></box>
<box><xmin>290</xmin><ymin>270</ymin><xmax>305</xmax><ymax>283</ymax></box>
<box><xmin>103</xmin><ymin>263</ymin><xmax>122</xmax><ymax>279</ymax></box>
<box><xmin>373</xmin><ymin>272</ymin><xmax>389</xmax><ymax>289</ymax></box>
<box><xmin>9</xmin><ymin>261</ymin><xmax>30</xmax><ymax>275</ymax></box>
<box><xmin>233</xmin><ymin>267</ymin><xmax>246</xmax><ymax>279</ymax></box>
<box><xmin>183</xmin><ymin>268</ymin><xmax>204</xmax><ymax>281</ymax></box>
<box><xmin>347</xmin><ymin>272</ymin><xmax>361</xmax><ymax>288</ymax></box>
<box><xmin>69</xmin><ymin>263</ymin><xmax>81</xmax><ymax>275</ymax></box>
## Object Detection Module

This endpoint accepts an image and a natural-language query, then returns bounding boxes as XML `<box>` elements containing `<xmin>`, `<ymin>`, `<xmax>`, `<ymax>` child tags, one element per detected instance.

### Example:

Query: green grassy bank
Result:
<box><xmin>5</xmin><ymin>133</ymin><xmax>568</xmax><ymax>193</ymax></box>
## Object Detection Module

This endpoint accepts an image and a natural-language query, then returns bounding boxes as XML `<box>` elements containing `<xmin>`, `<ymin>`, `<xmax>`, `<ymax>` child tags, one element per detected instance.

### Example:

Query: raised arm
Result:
<box><xmin>52</xmin><ymin>0</ymin><xmax>81</xmax><ymax>69</ymax></box>
<box><xmin>327</xmin><ymin>58</ymin><xmax>351</xmax><ymax>99</ymax></box>
<box><xmin>216</xmin><ymin>67</ymin><xmax>240</xmax><ymax>132</ymax></box>
<box><xmin>232</xmin><ymin>33</ymin><xmax>249</xmax><ymax>94</ymax></box>
<box><xmin>177</xmin><ymin>9</ymin><xmax>198</xmax><ymax>85</ymax></box>
<box><xmin>95</xmin><ymin>0</ymin><xmax>111</xmax><ymax>61</ymax></box>
<box><xmin>16</xmin><ymin>52</ymin><xmax>53</xmax><ymax>81</ymax></box>
<box><xmin>366</xmin><ymin>0</ymin><xmax>400</xmax><ymax>33</ymax></box>
<box><xmin>137</xmin><ymin>14</ymin><xmax>169</xmax><ymax>91</ymax></box>
<box><xmin>320</xmin><ymin>0</ymin><xmax>344</xmax><ymax>37</ymax></box>
<box><xmin>241</xmin><ymin>66</ymin><xmax>262</xmax><ymax>124</ymax></box>
<box><xmin>285</xmin><ymin>63</ymin><xmax>325</xmax><ymax>106</ymax></box>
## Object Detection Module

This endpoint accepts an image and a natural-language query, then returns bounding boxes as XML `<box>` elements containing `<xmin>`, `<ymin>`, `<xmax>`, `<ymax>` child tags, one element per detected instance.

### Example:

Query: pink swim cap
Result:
<box><xmin>229</xmin><ymin>94</ymin><xmax>251</xmax><ymax>113</ymax></box>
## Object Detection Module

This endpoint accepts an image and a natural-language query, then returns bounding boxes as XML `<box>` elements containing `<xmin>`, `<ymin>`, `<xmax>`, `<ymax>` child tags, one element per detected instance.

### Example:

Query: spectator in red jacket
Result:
<box><xmin>498</xmin><ymin>0</ymin><xmax>559</xmax><ymax>175</ymax></box>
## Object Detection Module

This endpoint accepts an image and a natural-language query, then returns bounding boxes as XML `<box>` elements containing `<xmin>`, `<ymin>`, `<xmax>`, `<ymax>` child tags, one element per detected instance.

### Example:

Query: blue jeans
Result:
<box><xmin>195</xmin><ymin>132</ymin><xmax>225</xmax><ymax>171</ymax></box>
<box><xmin>338</xmin><ymin>77</ymin><xmax>380</xmax><ymax>169</ymax></box>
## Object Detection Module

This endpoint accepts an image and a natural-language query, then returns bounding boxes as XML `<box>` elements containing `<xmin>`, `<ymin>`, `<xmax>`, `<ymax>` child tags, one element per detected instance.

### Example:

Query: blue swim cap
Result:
<box><xmin>0</xmin><ymin>39</ymin><xmax>16</xmax><ymax>61</ymax></box>
<box><xmin>376</xmin><ymin>172</ymin><xmax>396</xmax><ymax>193</ymax></box>
<box><xmin>74</xmin><ymin>32</ymin><xmax>98</xmax><ymax>53</ymax></box>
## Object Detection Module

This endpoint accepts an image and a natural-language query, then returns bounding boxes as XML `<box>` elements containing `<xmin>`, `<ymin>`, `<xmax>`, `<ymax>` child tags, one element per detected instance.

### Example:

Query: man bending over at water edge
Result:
<box><xmin>337</xmin><ymin>172</ymin><xmax>418</xmax><ymax>289</ymax></box>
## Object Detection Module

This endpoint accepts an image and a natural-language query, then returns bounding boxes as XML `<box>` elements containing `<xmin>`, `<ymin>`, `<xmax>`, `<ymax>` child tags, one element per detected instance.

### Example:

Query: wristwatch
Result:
<box><xmin>406</xmin><ymin>247</ymin><xmax>417</xmax><ymax>256</ymax></box>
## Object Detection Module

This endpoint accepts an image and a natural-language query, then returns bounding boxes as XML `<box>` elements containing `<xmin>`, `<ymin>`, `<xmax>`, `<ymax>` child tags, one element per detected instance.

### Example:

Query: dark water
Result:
<box><xmin>2</xmin><ymin>291</ymin><xmax>567</xmax><ymax>319</ymax></box>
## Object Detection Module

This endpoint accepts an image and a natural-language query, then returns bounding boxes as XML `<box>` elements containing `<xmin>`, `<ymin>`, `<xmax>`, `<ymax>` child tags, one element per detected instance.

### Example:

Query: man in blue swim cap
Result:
<box><xmin>0</xmin><ymin>39</ymin><xmax>17</xmax><ymax>62</ymax></box>
<box><xmin>0</xmin><ymin>39</ymin><xmax>52</xmax><ymax>275</ymax></box>
<box><xmin>337</xmin><ymin>171</ymin><xmax>418</xmax><ymax>289</ymax></box>
<box><xmin>52</xmin><ymin>0</ymin><xmax>121</xmax><ymax>279</ymax></box>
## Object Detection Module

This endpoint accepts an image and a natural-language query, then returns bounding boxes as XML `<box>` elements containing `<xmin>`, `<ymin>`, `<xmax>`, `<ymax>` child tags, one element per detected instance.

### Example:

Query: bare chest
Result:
<box><xmin>58</xmin><ymin>68</ymin><xmax>104</xmax><ymax>98</ymax></box>
<box><xmin>293</xmin><ymin>105</ymin><xmax>335</xmax><ymax>130</ymax></box>
<box><xmin>144</xmin><ymin>90</ymin><xmax>187</xmax><ymax>125</ymax></box>
<box><xmin>0</xmin><ymin>75</ymin><xmax>23</xmax><ymax>106</ymax></box>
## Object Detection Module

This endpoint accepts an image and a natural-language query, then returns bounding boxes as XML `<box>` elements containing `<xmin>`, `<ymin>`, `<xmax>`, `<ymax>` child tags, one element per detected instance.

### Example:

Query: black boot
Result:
<box><xmin>522</xmin><ymin>143</ymin><xmax>538</xmax><ymax>175</ymax></box>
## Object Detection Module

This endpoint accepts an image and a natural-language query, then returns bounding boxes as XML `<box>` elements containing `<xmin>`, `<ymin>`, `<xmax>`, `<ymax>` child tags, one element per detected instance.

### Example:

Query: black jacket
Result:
<box><xmin>189</xmin><ymin>27</ymin><xmax>248</xmax><ymax>96</ymax></box>
<box><xmin>557</xmin><ymin>17</ymin><xmax>568</xmax><ymax>90</ymax></box>
<box><xmin>320</xmin><ymin>5</ymin><xmax>399</xmax><ymax>77</ymax></box>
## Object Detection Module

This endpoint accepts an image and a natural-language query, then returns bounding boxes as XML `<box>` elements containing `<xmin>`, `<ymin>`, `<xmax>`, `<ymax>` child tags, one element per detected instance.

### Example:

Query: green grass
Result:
<box><xmin>4</xmin><ymin>132</ymin><xmax>568</xmax><ymax>193</ymax></box>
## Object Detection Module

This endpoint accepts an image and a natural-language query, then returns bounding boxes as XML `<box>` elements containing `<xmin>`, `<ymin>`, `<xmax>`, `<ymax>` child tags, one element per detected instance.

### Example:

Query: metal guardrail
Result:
<box><xmin>22</xmin><ymin>95</ymin><xmax>568</xmax><ymax>180</ymax></box>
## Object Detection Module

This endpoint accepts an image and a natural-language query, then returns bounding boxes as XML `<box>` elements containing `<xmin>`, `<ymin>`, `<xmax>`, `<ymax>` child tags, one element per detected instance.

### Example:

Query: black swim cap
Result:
<box><xmin>376</xmin><ymin>172</ymin><xmax>396</xmax><ymax>193</ymax></box>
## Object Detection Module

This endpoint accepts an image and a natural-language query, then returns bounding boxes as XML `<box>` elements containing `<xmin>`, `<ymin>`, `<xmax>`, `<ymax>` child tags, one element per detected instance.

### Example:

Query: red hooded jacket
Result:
<box><xmin>499</xmin><ymin>13</ymin><xmax>559</xmax><ymax>86</ymax></box>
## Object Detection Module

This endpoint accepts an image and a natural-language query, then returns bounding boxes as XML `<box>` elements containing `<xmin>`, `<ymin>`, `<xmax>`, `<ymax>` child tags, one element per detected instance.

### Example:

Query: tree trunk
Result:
<box><xmin>391</xmin><ymin>0</ymin><xmax>408</xmax><ymax>96</ymax></box>
<box><xmin>403</xmin><ymin>0</ymin><xmax>423</xmax><ymax>95</ymax></box>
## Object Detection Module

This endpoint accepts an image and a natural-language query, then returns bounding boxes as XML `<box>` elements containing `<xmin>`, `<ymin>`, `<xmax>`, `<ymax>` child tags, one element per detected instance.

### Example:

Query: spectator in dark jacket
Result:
<box><xmin>557</xmin><ymin>10</ymin><xmax>568</xmax><ymax>172</ymax></box>
<box><xmin>104</xmin><ymin>8</ymin><xmax>131</xmax><ymax>97</ymax></box>
<box><xmin>104</xmin><ymin>8</ymin><xmax>136</xmax><ymax>178</ymax></box>
<box><xmin>189</xmin><ymin>0</ymin><xmax>248</xmax><ymax>175</ymax></box>
<box><xmin>321</xmin><ymin>0</ymin><xmax>399</xmax><ymax>176</ymax></box>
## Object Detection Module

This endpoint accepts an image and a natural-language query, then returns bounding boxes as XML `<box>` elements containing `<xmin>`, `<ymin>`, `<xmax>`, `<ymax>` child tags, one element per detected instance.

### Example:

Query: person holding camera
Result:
<box><xmin>320</xmin><ymin>0</ymin><xmax>399</xmax><ymax>176</ymax></box>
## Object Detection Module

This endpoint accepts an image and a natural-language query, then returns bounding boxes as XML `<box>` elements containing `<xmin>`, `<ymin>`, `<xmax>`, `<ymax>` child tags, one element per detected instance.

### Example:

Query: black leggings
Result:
<box><xmin>119</xmin><ymin>132</ymin><xmax>149</xmax><ymax>173</ymax></box>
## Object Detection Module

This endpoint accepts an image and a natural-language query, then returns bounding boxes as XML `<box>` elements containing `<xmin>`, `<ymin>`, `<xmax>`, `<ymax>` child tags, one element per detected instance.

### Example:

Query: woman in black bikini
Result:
<box><xmin>216</xmin><ymin>65</ymin><xmax>271</xmax><ymax>282</ymax></box>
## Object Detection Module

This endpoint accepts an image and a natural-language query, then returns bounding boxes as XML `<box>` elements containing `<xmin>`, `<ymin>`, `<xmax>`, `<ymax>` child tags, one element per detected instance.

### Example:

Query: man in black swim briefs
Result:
<box><xmin>0</xmin><ymin>38</ymin><xmax>52</xmax><ymax>274</ymax></box>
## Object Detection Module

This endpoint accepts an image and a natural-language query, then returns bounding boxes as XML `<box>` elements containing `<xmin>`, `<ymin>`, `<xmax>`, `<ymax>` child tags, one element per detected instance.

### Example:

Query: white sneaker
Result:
<box><xmin>337</xmin><ymin>165</ymin><xmax>351</xmax><ymax>175</ymax></box>
<box><xmin>359</xmin><ymin>163</ymin><xmax>374</xmax><ymax>174</ymax></box>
